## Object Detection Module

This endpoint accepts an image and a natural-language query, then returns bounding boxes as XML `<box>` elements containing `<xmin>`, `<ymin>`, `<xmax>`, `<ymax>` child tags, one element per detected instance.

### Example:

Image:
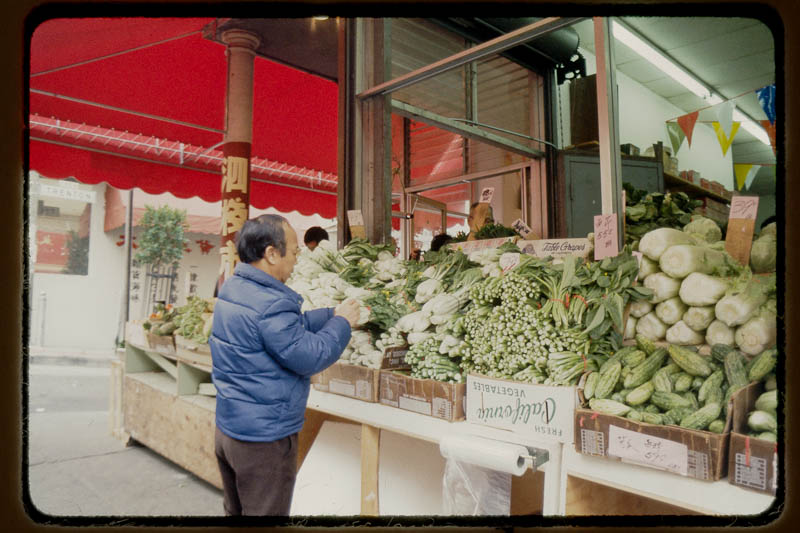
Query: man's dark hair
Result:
<box><xmin>236</xmin><ymin>214</ymin><xmax>288</xmax><ymax>263</ymax></box>
<box><xmin>430</xmin><ymin>233</ymin><xmax>453</xmax><ymax>252</ymax></box>
<box><xmin>760</xmin><ymin>215</ymin><xmax>776</xmax><ymax>229</ymax></box>
<box><xmin>304</xmin><ymin>226</ymin><xmax>329</xmax><ymax>245</ymax></box>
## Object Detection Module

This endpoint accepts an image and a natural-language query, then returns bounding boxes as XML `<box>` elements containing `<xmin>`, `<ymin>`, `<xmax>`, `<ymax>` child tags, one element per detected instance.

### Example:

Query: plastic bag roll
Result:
<box><xmin>439</xmin><ymin>435</ymin><xmax>528</xmax><ymax>476</ymax></box>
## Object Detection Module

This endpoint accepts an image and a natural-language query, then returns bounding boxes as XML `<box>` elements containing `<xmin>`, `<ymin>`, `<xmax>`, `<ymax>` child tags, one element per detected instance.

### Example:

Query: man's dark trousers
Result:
<box><xmin>214</xmin><ymin>426</ymin><xmax>298</xmax><ymax>515</ymax></box>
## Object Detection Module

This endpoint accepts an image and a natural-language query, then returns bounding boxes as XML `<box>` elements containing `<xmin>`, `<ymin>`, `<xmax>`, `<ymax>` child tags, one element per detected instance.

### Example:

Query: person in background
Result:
<box><xmin>303</xmin><ymin>226</ymin><xmax>329</xmax><ymax>251</ymax></box>
<box><xmin>209</xmin><ymin>214</ymin><xmax>360</xmax><ymax>516</ymax></box>
<box><xmin>429</xmin><ymin>233</ymin><xmax>453</xmax><ymax>252</ymax></box>
<box><xmin>467</xmin><ymin>202</ymin><xmax>494</xmax><ymax>241</ymax></box>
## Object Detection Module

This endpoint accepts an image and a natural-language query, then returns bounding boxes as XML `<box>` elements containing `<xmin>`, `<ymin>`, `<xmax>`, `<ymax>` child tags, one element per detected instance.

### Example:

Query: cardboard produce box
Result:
<box><xmin>572</xmin><ymin>381</ymin><xmax>759</xmax><ymax>481</ymax></box>
<box><xmin>379</xmin><ymin>371</ymin><xmax>466</xmax><ymax>421</ymax></box>
<box><xmin>311</xmin><ymin>361</ymin><xmax>381</xmax><ymax>402</ymax></box>
<box><xmin>175</xmin><ymin>335</ymin><xmax>213</xmax><ymax>368</ymax></box>
<box><xmin>144</xmin><ymin>331</ymin><xmax>176</xmax><ymax>357</ymax></box>
<box><xmin>728</xmin><ymin>382</ymin><xmax>778</xmax><ymax>495</ymax></box>
<box><xmin>465</xmin><ymin>373</ymin><xmax>579</xmax><ymax>444</ymax></box>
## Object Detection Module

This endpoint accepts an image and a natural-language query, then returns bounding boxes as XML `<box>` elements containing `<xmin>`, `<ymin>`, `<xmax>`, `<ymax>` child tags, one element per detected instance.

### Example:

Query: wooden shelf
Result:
<box><xmin>664</xmin><ymin>172</ymin><xmax>731</xmax><ymax>204</ymax></box>
<box><xmin>126</xmin><ymin>342</ymin><xmax>215</xmax><ymax>397</ymax></box>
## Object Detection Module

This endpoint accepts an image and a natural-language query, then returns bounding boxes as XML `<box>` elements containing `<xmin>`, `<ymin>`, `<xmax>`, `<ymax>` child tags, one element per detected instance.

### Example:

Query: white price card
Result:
<box><xmin>499</xmin><ymin>252</ymin><xmax>521</xmax><ymax>273</ymax></box>
<box><xmin>347</xmin><ymin>210</ymin><xmax>364</xmax><ymax>227</ymax></box>
<box><xmin>511</xmin><ymin>218</ymin><xmax>533</xmax><ymax>238</ymax></box>
<box><xmin>608</xmin><ymin>424</ymin><xmax>688</xmax><ymax>476</ymax></box>
<box><xmin>479</xmin><ymin>187</ymin><xmax>495</xmax><ymax>203</ymax></box>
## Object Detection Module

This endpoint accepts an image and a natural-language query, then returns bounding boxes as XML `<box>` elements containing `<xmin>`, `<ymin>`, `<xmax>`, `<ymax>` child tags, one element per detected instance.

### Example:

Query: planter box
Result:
<box><xmin>378</xmin><ymin>371</ymin><xmax>466</xmax><ymax>421</ymax></box>
<box><xmin>175</xmin><ymin>335</ymin><xmax>212</xmax><ymax>368</ymax></box>
<box><xmin>465</xmin><ymin>373</ymin><xmax>579</xmax><ymax>444</ymax></box>
<box><xmin>145</xmin><ymin>331</ymin><xmax>176</xmax><ymax>357</ymax></box>
<box><xmin>311</xmin><ymin>361</ymin><xmax>380</xmax><ymax>403</ymax></box>
<box><xmin>728</xmin><ymin>382</ymin><xmax>778</xmax><ymax>495</ymax></box>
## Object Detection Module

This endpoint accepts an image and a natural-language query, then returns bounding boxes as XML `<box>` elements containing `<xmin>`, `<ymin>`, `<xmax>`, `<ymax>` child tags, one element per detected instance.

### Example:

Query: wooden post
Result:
<box><xmin>360</xmin><ymin>424</ymin><xmax>381</xmax><ymax>515</ymax></box>
<box><xmin>218</xmin><ymin>29</ymin><xmax>260</xmax><ymax>287</ymax></box>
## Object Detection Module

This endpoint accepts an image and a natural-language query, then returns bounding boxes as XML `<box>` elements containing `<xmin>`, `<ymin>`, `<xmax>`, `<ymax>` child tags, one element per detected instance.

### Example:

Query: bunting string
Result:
<box><xmin>664</xmin><ymin>84</ymin><xmax>775</xmax><ymax>123</ymax></box>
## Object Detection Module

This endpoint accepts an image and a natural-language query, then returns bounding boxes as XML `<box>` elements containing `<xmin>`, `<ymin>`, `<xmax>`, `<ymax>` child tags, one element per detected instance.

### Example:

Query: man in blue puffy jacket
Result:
<box><xmin>210</xmin><ymin>214</ymin><xmax>360</xmax><ymax>516</ymax></box>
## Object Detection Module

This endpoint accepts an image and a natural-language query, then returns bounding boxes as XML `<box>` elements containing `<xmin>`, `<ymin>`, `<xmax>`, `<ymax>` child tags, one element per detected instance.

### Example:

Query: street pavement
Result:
<box><xmin>25</xmin><ymin>361</ymin><xmax>224</xmax><ymax>519</ymax></box>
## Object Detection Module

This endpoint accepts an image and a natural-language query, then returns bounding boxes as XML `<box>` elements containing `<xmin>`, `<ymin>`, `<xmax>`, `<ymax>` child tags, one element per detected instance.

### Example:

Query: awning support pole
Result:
<box><xmin>218</xmin><ymin>29</ymin><xmax>260</xmax><ymax>289</ymax></box>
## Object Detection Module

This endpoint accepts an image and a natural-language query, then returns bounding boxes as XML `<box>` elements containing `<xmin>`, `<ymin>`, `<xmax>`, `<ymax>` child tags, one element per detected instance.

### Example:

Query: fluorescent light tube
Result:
<box><xmin>612</xmin><ymin>22</ymin><xmax>772</xmax><ymax>146</ymax></box>
<box><xmin>611</xmin><ymin>21</ymin><xmax>711</xmax><ymax>98</ymax></box>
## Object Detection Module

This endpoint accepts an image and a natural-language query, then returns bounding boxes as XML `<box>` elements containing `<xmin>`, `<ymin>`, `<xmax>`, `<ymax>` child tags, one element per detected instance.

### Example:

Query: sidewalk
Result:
<box><xmin>27</xmin><ymin>345</ymin><xmax>119</xmax><ymax>367</ymax></box>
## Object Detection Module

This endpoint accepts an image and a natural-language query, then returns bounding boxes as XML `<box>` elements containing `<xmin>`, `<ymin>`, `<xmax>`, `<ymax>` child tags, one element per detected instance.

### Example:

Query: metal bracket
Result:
<box><xmin>522</xmin><ymin>445</ymin><xmax>550</xmax><ymax>471</ymax></box>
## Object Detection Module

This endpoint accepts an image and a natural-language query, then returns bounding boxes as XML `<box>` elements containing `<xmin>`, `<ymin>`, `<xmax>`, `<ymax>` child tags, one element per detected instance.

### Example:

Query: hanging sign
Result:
<box><xmin>517</xmin><ymin>238</ymin><xmax>592</xmax><ymax>259</ymax></box>
<box><xmin>593</xmin><ymin>214</ymin><xmax>619</xmax><ymax>260</ymax></box>
<box><xmin>479</xmin><ymin>187</ymin><xmax>495</xmax><ymax>203</ymax></box>
<box><xmin>725</xmin><ymin>196</ymin><xmax>759</xmax><ymax>266</ymax></box>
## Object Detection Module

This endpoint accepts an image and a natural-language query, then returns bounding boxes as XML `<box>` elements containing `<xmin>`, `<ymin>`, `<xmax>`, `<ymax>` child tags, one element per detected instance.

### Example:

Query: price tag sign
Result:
<box><xmin>608</xmin><ymin>425</ymin><xmax>688</xmax><ymax>476</ymax></box>
<box><xmin>729</xmin><ymin>196</ymin><xmax>759</xmax><ymax>220</ymax></box>
<box><xmin>479</xmin><ymin>187</ymin><xmax>495</xmax><ymax>203</ymax></box>
<box><xmin>499</xmin><ymin>252</ymin><xmax>521</xmax><ymax>273</ymax></box>
<box><xmin>511</xmin><ymin>218</ymin><xmax>534</xmax><ymax>238</ymax></box>
<box><xmin>593</xmin><ymin>214</ymin><xmax>619</xmax><ymax>260</ymax></box>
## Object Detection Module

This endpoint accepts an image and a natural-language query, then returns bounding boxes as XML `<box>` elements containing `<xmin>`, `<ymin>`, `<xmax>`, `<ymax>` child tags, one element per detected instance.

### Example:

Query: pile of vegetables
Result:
<box><xmin>584</xmin><ymin>335</ymin><xmax>777</xmax><ymax>432</ymax></box>
<box><xmin>628</xmin><ymin>223</ymin><xmax>777</xmax><ymax>357</ymax></box>
<box><xmin>142</xmin><ymin>297</ymin><xmax>217</xmax><ymax>344</ymax></box>
<box><xmin>623</xmin><ymin>183</ymin><xmax>704</xmax><ymax>248</ymax></box>
<box><xmin>745</xmin><ymin>385</ymin><xmax>778</xmax><ymax>442</ymax></box>
<box><xmin>449</xmin><ymin>222</ymin><xmax>520</xmax><ymax>242</ymax></box>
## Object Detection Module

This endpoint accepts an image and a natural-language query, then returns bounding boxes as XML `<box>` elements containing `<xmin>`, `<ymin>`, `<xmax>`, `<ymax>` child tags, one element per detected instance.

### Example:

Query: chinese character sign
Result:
<box><xmin>593</xmin><ymin>213</ymin><xmax>619</xmax><ymax>260</ymax></box>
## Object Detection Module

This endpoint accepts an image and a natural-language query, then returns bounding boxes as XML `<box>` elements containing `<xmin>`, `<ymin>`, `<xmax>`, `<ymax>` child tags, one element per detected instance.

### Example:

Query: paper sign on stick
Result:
<box><xmin>347</xmin><ymin>209</ymin><xmax>366</xmax><ymax>239</ymax></box>
<box><xmin>593</xmin><ymin>214</ymin><xmax>619</xmax><ymax>260</ymax></box>
<box><xmin>479</xmin><ymin>187</ymin><xmax>495</xmax><ymax>203</ymax></box>
<box><xmin>725</xmin><ymin>196</ymin><xmax>759</xmax><ymax>266</ymax></box>
<box><xmin>511</xmin><ymin>218</ymin><xmax>534</xmax><ymax>238</ymax></box>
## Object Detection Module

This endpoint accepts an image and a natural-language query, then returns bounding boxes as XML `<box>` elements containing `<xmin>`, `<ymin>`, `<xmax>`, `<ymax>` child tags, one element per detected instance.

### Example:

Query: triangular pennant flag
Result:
<box><xmin>734</xmin><ymin>164</ymin><xmax>753</xmax><ymax>191</ymax></box>
<box><xmin>666</xmin><ymin>122</ymin><xmax>686</xmax><ymax>154</ymax></box>
<box><xmin>678</xmin><ymin>111</ymin><xmax>699</xmax><ymax>147</ymax></box>
<box><xmin>756</xmin><ymin>84</ymin><xmax>776</xmax><ymax>125</ymax></box>
<box><xmin>760</xmin><ymin>119</ymin><xmax>777</xmax><ymax>154</ymax></box>
<box><xmin>716</xmin><ymin>100</ymin><xmax>736</xmax><ymax>137</ymax></box>
<box><xmin>745</xmin><ymin>165</ymin><xmax>761</xmax><ymax>189</ymax></box>
<box><xmin>712</xmin><ymin>121</ymin><xmax>740</xmax><ymax>156</ymax></box>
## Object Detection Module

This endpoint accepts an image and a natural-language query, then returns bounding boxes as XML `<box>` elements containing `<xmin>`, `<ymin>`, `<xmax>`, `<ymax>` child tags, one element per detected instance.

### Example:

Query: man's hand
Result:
<box><xmin>334</xmin><ymin>298</ymin><xmax>360</xmax><ymax>328</ymax></box>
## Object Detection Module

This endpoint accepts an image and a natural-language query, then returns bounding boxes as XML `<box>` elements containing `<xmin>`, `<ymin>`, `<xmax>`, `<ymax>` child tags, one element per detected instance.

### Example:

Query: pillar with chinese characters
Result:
<box><xmin>218</xmin><ymin>29</ymin><xmax>260</xmax><ymax>288</ymax></box>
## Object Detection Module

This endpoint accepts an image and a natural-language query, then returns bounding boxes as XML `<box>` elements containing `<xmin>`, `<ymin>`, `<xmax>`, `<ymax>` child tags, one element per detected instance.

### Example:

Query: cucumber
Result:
<box><xmin>625</xmin><ymin>381</ymin><xmax>655</xmax><ymax>406</ymax></box>
<box><xmin>668</xmin><ymin>344</ymin><xmax>713</xmax><ymax>377</ymax></box>
<box><xmin>755</xmin><ymin>390</ymin><xmax>778</xmax><ymax>412</ymax></box>
<box><xmin>589</xmin><ymin>398</ymin><xmax>631</xmax><ymax>417</ymax></box>
<box><xmin>747</xmin><ymin>348</ymin><xmax>777</xmax><ymax>383</ymax></box>
<box><xmin>708</xmin><ymin>419</ymin><xmax>726</xmax><ymax>434</ymax></box>
<box><xmin>680</xmin><ymin>402</ymin><xmax>722</xmax><ymax>430</ymax></box>
<box><xmin>747</xmin><ymin>410</ymin><xmax>778</xmax><ymax>433</ymax></box>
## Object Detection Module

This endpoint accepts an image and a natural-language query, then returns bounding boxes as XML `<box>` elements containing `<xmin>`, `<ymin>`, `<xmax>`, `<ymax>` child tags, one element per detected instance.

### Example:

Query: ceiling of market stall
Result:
<box><xmin>570</xmin><ymin>17</ymin><xmax>776</xmax><ymax>166</ymax></box>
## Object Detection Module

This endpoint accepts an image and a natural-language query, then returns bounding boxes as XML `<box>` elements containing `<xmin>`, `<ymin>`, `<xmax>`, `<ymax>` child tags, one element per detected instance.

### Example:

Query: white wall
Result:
<box><xmin>30</xmin><ymin>183</ymin><xmax>127</xmax><ymax>350</ymax></box>
<box><xmin>559</xmin><ymin>49</ymin><xmax>734</xmax><ymax>190</ymax></box>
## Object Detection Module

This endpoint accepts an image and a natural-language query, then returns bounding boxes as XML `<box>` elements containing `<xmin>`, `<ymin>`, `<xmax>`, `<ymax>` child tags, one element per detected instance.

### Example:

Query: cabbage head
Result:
<box><xmin>750</xmin><ymin>233</ymin><xmax>777</xmax><ymax>273</ymax></box>
<box><xmin>683</xmin><ymin>215</ymin><xmax>722</xmax><ymax>243</ymax></box>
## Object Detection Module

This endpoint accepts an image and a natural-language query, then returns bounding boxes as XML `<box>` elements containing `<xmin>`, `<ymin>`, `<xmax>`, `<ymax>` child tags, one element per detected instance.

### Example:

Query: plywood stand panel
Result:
<box><xmin>565</xmin><ymin>476</ymin><xmax>699</xmax><ymax>515</ymax></box>
<box><xmin>123</xmin><ymin>373</ymin><xmax>222</xmax><ymax>489</ymax></box>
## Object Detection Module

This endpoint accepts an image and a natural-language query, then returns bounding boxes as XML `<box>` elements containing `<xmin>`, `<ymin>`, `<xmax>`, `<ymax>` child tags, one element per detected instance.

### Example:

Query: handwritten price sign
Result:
<box><xmin>608</xmin><ymin>425</ymin><xmax>688</xmax><ymax>475</ymax></box>
<box><xmin>729</xmin><ymin>196</ymin><xmax>759</xmax><ymax>220</ymax></box>
<box><xmin>593</xmin><ymin>214</ymin><xmax>619</xmax><ymax>260</ymax></box>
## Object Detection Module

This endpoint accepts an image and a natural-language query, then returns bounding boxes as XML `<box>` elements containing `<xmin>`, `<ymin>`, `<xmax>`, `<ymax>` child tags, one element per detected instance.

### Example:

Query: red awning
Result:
<box><xmin>29</xmin><ymin>17</ymin><xmax>339</xmax><ymax>218</ymax></box>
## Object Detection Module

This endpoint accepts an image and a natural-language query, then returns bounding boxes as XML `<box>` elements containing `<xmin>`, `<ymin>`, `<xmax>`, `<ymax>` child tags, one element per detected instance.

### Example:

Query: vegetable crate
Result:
<box><xmin>728</xmin><ymin>382</ymin><xmax>778</xmax><ymax>495</ymax></box>
<box><xmin>378</xmin><ymin>371</ymin><xmax>466</xmax><ymax>422</ymax></box>
<box><xmin>574</xmin><ymin>407</ymin><xmax>730</xmax><ymax>481</ymax></box>
<box><xmin>465</xmin><ymin>374</ymin><xmax>579</xmax><ymax>444</ymax></box>
<box><xmin>311</xmin><ymin>361</ymin><xmax>380</xmax><ymax>403</ymax></box>
<box><xmin>175</xmin><ymin>335</ymin><xmax>213</xmax><ymax>369</ymax></box>
<box><xmin>144</xmin><ymin>331</ymin><xmax>176</xmax><ymax>357</ymax></box>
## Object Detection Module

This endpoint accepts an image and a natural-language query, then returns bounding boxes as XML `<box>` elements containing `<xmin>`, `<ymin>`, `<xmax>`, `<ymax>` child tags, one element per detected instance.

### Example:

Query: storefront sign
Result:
<box><xmin>608</xmin><ymin>424</ymin><xmax>688</xmax><ymax>476</ymax></box>
<box><xmin>39</xmin><ymin>183</ymin><xmax>96</xmax><ymax>203</ymax></box>
<box><xmin>466</xmin><ymin>374</ymin><xmax>576</xmax><ymax>444</ymax></box>
<box><xmin>517</xmin><ymin>238</ymin><xmax>591</xmax><ymax>259</ymax></box>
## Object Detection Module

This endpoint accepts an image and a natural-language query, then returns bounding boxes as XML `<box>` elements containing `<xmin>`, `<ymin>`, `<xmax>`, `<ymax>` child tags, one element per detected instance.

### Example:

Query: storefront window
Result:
<box><xmin>31</xmin><ymin>175</ymin><xmax>95</xmax><ymax>276</ymax></box>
